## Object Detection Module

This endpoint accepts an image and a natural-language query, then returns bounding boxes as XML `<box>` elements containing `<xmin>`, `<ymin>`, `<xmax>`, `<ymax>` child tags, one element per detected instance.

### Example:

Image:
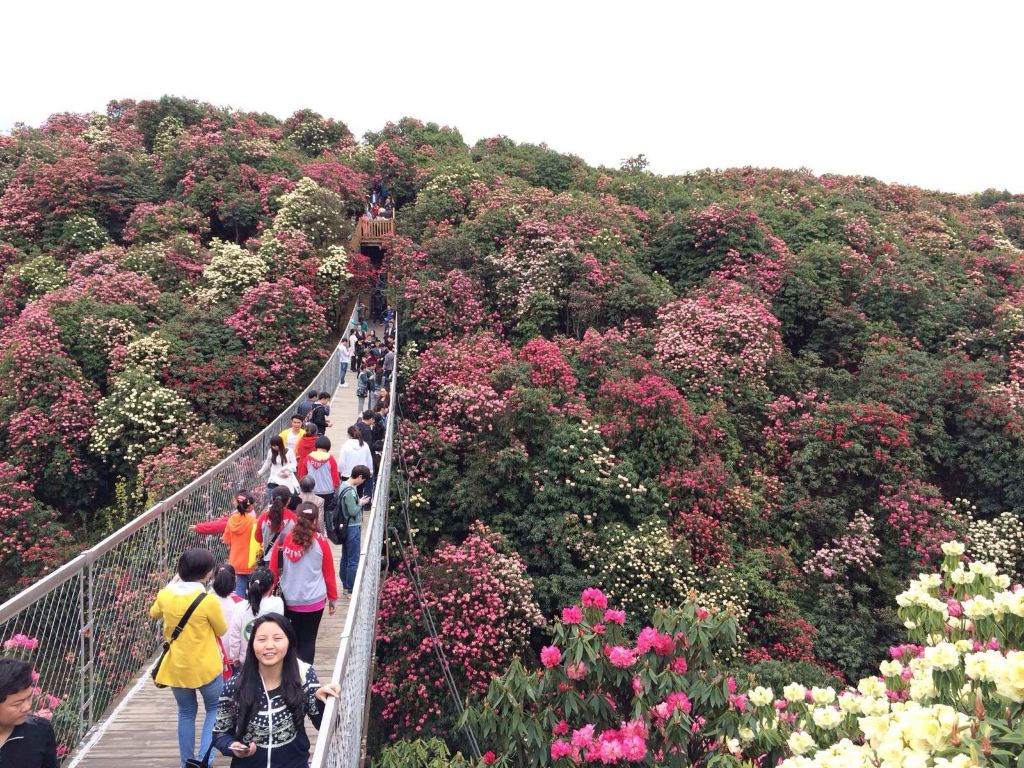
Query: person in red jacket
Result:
<box><xmin>268</xmin><ymin>503</ymin><xmax>338</xmax><ymax>662</ymax></box>
<box><xmin>294</xmin><ymin>422</ymin><xmax>319</xmax><ymax>468</ymax></box>
<box><xmin>253</xmin><ymin>486</ymin><xmax>297</xmax><ymax>567</ymax></box>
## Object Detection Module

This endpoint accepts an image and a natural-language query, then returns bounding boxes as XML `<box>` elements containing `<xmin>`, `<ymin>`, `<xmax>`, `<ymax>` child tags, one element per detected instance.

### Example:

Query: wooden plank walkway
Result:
<box><xmin>74</xmin><ymin>325</ymin><xmax>381</xmax><ymax>767</ymax></box>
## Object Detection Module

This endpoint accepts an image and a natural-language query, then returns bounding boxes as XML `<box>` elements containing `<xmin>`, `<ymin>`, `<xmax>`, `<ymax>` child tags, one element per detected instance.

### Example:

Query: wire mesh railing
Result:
<box><xmin>0</xmin><ymin>303</ymin><xmax>362</xmax><ymax>764</ymax></box>
<box><xmin>310</xmin><ymin>316</ymin><xmax>397</xmax><ymax>768</ymax></box>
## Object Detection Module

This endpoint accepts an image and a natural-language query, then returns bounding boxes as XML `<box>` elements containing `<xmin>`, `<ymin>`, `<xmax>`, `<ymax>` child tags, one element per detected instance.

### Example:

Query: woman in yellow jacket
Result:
<box><xmin>150</xmin><ymin>547</ymin><xmax>227</xmax><ymax>768</ymax></box>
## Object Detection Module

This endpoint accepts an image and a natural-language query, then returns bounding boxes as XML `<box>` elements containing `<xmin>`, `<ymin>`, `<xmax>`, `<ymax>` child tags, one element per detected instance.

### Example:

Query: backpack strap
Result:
<box><xmin>169</xmin><ymin>591</ymin><xmax>207</xmax><ymax>644</ymax></box>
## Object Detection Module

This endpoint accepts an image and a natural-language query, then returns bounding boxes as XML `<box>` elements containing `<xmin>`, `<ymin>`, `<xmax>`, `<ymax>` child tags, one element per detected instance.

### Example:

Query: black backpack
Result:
<box><xmin>328</xmin><ymin>485</ymin><xmax>356</xmax><ymax>544</ymax></box>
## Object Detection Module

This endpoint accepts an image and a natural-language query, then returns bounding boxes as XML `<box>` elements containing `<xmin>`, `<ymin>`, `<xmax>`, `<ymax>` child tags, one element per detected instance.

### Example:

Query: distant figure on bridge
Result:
<box><xmin>149</xmin><ymin>548</ymin><xmax>226</xmax><ymax>768</ymax></box>
<box><xmin>338</xmin><ymin>339</ymin><xmax>351</xmax><ymax>387</ymax></box>
<box><xmin>0</xmin><ymin>658</ymin><xmax>57</xmax><ymax>768</ymax></box>
<box><xmin>268</xmin><ymin>503</ymin><xmax>338</xmax><ymax>663</ymax></box>
<box><xmin>254</xmin><ymin>486</ymin><xmax>297</xmax><ymax>568</ymax></box>
<box><xmin>295</xmin><ymin>390</ymin><xmax>318</xmax><ymax>420</ymax></box>
<box><xmin>337</xmin><ymin>465</ymin><xmax>372</xmax><ymax>595</ymax></box>
<box><xmin>279</xmin><ymin>414</ymin><xmax>305</xmax><ymax>454</ymax></box>
<box><xmin>212</xmin><ymin>614</ymin><xmax>339</xmax><ymax>767</ymax></box>
<box><xmin>294</xmin><ymin>422</ymin><xmax>319</xmax><ymax>467</ymax></box>
<box><xmin>223</xmin><ymin>492</ymin><xmax>258</xmax><ymax>598</ymax></box>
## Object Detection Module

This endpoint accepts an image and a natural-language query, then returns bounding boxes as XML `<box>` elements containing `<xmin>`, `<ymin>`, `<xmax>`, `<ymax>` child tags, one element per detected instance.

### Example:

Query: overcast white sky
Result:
<box><xmin>1</xmin><ymin>0</ymin><xmax>1021</xmax><ymax>194</ymax></box>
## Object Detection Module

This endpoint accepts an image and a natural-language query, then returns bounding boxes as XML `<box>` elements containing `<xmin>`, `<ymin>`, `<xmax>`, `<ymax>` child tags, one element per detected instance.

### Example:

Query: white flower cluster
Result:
<box><xmin>768</xmin><ymin>544</ymin><xmax>1024</xmax><ymax>767</ymax></box>
<box><xmin>89</xmin><ymin>368</ymin><xmax>192</xmax><ymax>467</ymax></box>
<box><xmin>153</xmin><ymin>115</ymin><xmax>184</xmax><ymax>156</ymax></box>
<box><xmin>271</xmin><ymin>177</ymin><xmax>346</xmax><ymax>248</ymax></box>
<box><xmin>196</xmin><ymin>238</ymin><xmax>269</xmax><ymax>304</ymax></box>
<box><xmin>963</xmin><ymin>505</ymin><xmax>1024</xmax><ymax>578</ymax></box>
<box><xmin>119</xmin><ymin>333</ymin><xmax>171</xmax><ymax>375</ymax></box>
<box><xmin>315</xmin><ymin>244</ymin><xmax>352</xmax><ymax>303</ymax></box>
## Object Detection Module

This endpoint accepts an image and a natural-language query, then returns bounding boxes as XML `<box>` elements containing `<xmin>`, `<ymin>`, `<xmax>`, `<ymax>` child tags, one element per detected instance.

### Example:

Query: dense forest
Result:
<box><xmin>4</xmin><ymin>97</ymin><xmax>1024</xmax><ymax>766</ymax></box>
<box><xmin>0</xmin><ymin>98</ymin><xmax>374</xmax><ymax>595</ymax></box>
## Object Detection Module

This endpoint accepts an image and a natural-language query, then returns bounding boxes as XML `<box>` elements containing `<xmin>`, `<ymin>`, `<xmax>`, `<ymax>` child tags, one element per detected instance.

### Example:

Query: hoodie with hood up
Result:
<box><xmin>297</xmin><ymin>449</ymin><xmax>339</xmax><ymax>495</ymax></box>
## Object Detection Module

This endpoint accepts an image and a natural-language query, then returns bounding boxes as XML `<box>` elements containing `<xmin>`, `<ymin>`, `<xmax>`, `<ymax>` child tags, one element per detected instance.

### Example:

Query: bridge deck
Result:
<box><xmin>73</xmin><ymin>334</ymin><xmax>375</xmax><ymax>767</ymax></box>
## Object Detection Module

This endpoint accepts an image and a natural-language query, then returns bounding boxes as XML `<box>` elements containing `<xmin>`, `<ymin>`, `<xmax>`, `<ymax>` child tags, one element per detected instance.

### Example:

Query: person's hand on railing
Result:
<box><xmin>315</xmin><ymin>682</ymin><xmax>341</xmax><ymax>703</ymax></box>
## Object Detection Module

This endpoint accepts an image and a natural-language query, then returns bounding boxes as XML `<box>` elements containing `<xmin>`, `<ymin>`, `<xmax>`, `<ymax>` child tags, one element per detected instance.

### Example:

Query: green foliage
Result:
<box><xmin>373</xmin><ymin>738</ymin><xmax>477</xmax><ymax>768</ymax></box>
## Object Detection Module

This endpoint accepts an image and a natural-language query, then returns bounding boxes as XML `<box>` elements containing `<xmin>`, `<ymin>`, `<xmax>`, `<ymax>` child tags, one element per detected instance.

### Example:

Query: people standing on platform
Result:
<box><xmin>338</xmin><ymin>339</ymin><xmax>351</xmax><ymax>387</ymax></box>
<box><xmin>337</xmin><ymin>466</ymin><xmax>371</xmax><ymax>595</ymax></box>
<box><xmin>254</xmin><ymin>486</ymin><xmax>297</xmax><ymax>567</ymax></box>
<box><xmin>0</xmin><ymin>659</ymin><xmax>57</xmax><ymax>768</ymax></box>
<box><xmin>295</xmin><ymin>391</ymin><xmax>318</xmax><ymax>420</ymax></box>
<box><xmin>279</xmin><ymin>415</ymin><xmax>305</xmax><ymax>455</ymax></box>
<box><xmin>150</xmin><ymin>547</ymin><xmax>226</xmax><ymax>768</ymax></box>
<box><xmin>338</xmin><ymin>426</ymin><xmax>373</xmax><ymax>483</ymax></box>
<box><xmin>224</xmin><ymin>566</ymin><xmax>284</xmax><ymax>668</ymax></box>
<box><xmin>294</xmin><ymin>422</ymin><xmax>318</xmax><ymax>468</ymax></box>
<box><xmin>259</xmin><ymin>435</ymin><xmax>298</xmax><ymax>493</ymax></box>
<box><xmin>212</xmin><ymin>614</ymin><xmax>339</xmax><ymax>767</ymax></box>
<box><xmin>268</xmin><ymin>504</ymin><xmax>338</xmax><ymax>663</ymax></box>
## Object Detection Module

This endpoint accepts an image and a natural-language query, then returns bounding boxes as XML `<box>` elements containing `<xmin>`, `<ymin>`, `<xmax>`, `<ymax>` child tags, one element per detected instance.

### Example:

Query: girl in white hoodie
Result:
<box><xmin>336</xmin><ymin>425</ymin><xmax>373</xmax><ymax>480</ymax></box>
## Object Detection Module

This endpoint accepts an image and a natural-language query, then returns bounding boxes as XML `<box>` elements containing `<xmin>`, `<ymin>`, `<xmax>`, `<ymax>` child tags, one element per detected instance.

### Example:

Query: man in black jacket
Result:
<box><xmin>0</xmin><ymin>659</ymin><xmax>57</xmax><ymax>768</ymax></box>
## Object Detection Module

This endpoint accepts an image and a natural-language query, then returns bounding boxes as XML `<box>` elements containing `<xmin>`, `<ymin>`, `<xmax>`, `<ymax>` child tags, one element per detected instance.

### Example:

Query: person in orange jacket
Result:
<box><xmin>190</xmin><ymin>491</ymin><xmax>257</xmax><ymax>597</ymax></box>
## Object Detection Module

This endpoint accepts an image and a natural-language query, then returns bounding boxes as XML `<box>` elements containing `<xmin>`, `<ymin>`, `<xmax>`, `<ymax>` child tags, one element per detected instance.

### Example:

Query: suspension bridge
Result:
<box><xmin>0</xmin><ymin>217</ymin><xmax>399</xmax><ymax>768</ymax></box>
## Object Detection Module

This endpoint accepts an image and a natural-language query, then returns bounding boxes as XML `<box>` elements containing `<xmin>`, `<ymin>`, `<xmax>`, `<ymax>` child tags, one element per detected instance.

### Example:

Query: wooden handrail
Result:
<box><xmin>359</xmin><ymin>217</ymin><xmax>395</xmax><ymax>243</ymax></box>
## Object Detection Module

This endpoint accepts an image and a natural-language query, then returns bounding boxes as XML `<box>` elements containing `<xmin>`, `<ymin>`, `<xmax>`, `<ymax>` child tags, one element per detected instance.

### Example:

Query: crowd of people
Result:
<box><xmin>361</xmin><ymin>180</ymin><xmax>393</xmax><ymax>220</ymax></box>
<box><xmin>144</xmin><ymin>320</ymin><xmax>395</xmax><ymax>768</ymax></box>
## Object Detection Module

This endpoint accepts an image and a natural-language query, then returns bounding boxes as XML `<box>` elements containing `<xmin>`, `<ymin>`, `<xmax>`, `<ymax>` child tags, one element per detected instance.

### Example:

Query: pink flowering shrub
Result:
<box><xmin>403</xmin><ymin>331</ymin><xmax>516</xmax><ymax>447</ymax></box>
<box><xmin>462</xmin><ymin>589</ymin><xmax>770</xmax><ymax>767</ymax></box>
<box><xmin>878</xmin><ymin>480</ymin><xmax>966</xmax><ymax>566</ymax></box>
<box><xmin>802</xmin><ymin>510</ymin><xmax>880</xmax><ymax>579</ymax></box>
<box><xmin>403</xmin><ymin>269</ymin><xmax>491</xmax><ymax>339</ymax></box>
<box><xmin>654</xmin><ymin>280</ymin><xmax>782</xmax><ymax>395</ymax></box>
<box><xmin>0</xmin><ymin>463</ymin><xmax>73</xmax><ymax>590</ymax></box>
<box><xmin>224</xmin><ymin>278</ymin><xmax>328</xmax><ymax>404</ymax></box>
<box><xmin>372</xmin><ymin>523</ymin><xmax>543</xmax><ymax>739</ymax></box>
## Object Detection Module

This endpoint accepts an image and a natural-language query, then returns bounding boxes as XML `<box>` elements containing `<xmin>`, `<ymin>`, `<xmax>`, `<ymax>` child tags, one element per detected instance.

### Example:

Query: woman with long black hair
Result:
<box><xmin>212</xmin><ymin>614</ymin><xmax>339</xmax><ymax>767</ymax></box>
<box><xmin>258</xmin><ymin>435</ymin><xmax>298</xmax><ymax>493</ymax></box>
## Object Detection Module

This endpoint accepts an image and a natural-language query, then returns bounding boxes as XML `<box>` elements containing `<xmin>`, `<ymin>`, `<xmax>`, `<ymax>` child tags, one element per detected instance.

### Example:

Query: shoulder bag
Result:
<box><xmin>151</xmin><ymin>591</ymin><xmax>207</xmax><ymax>688</ymax></box>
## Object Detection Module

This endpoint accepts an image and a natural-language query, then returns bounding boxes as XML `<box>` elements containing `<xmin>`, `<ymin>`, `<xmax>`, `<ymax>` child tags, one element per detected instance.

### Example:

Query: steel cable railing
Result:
<box><xmin>0</xmin><ymin>303</ymin><xmax>362</xmax><ymax>764</ymax></box>
<box><xmin>309</xmin><ymin>315</ymin><xmax>398</xmax><ymax>768</ymax></box>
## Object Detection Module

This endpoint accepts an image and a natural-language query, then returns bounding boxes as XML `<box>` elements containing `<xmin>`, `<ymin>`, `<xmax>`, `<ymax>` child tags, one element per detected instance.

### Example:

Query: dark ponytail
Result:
<box><xmin>291</xmin><ymin>503</ymin><xmax>318</xmax><ymax>549</ymax></box>
<box><xmin>269</xmin><ymin>485</ymin><xmax>291</xmax><ymax>535</ymax></box>
<box><xmin>347</xmin><ymin>424</ymin><xmax>364</xmax><ymax>447</ymax></box>
<box><xmin>245</xmin><ymin>566</ymin><xmax>274</xmax><ymax>615</ymax></box>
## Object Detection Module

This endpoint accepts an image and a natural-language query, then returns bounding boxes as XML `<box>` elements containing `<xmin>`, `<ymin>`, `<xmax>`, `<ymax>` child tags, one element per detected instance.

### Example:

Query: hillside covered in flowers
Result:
<box><xmin>6</xmin><ymin>97</ymin><xmax>1024</xmax><ymax>765</ymax></box>
<box><xmin>366</xmin><ymin>122</ymin><xmax>1024</xmax><ymax>762</ymax></box>
<box><xmin>0</xmin><ymin>97</ymin><xmax>377</xmax><ymax>594</ymax></box>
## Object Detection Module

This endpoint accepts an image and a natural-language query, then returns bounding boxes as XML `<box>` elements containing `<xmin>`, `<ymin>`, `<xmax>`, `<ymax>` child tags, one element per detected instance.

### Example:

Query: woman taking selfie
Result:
<box><xmin>212</xmin><ymin>614</ymin><xmax>339</xmax><ymax>767</ymax></box>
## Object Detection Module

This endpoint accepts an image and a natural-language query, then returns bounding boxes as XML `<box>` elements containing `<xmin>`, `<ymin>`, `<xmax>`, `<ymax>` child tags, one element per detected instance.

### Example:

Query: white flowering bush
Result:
<box><xmin>114</xmin><ymin>333</ymin><xmax>171</xmax><ymax>376</ymax></box>
<box><xmin>963</xmin><ymin>502</ymin><xmax>1024</xmax><ymax>578</ymax></box>
<box><xmin>270</xmin><ymin>177</ymin><xmax>346</xmax><ymax>248</ymax></box>
<box><xmin>89</xmin><ymin>367</ymin><xmax>193</xmax><ymax>474</ymax></box>
<box><xmin>315</xmin><ymin>243</ymin><xmax>352</xmax><ymax>304</ymax></box>
<box><xmin>196</xmin><ymin>238</ymin><xmax>268</xmax><ymax>303</ymax></box>
<box><xmin>741</xmin><ymin>541</ymin><xmax>1024</xmax><ymax>768</ymax></box>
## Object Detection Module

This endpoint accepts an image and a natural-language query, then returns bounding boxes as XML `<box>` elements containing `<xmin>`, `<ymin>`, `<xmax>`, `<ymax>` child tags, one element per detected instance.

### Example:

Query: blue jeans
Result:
<box><xmin>171</xmin><ymin>674</ymin><xmax>223</xmax><ymax>767</ymax></box>
<box><xmin>341</xmin><ymin>524</ymin><xmax>361</xmax><ymax>592</ymax></box>
<box><xmin>339</xmin><ymin>361</ymin><xmax>348</xmax><ymax>384</ymax></box>
<box><xmin>234</xmin><ymin>573</ymin><xmax>249</xmax><ymax>598</ymax></box>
